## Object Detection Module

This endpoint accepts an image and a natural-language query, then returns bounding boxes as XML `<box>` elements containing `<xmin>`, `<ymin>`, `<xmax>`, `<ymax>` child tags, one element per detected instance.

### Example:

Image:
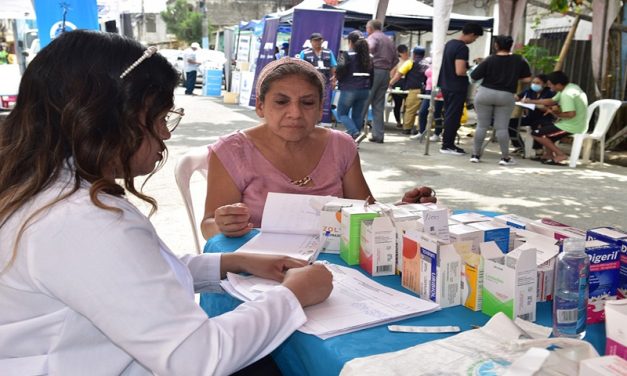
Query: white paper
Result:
<box><xmin>221</xmin><ymin>263</ymin><xmax>440</xmax><ymax>339</ymax></box>
<box><xmin>236</xmin><ymin>193</ymin><xmax>336</xmax><ymax>262</ymax></box>
<box><xmin>515</xmin><ymin>101</ymin><xmax>536</xmax><ymax>110</ymax></box>
<box><xmin>260</xmin><ymin>192</ymin><xmax>334</xmax><ymax>235</ymax></box>
<box><xmin>235</xmin><ymin>232</ymin><xmax>320</xmax><ymax>262</ymax></box>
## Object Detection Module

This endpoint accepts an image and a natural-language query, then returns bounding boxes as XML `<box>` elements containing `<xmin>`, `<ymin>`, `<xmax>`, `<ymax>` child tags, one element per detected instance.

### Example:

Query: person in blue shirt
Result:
<box><xmin>299</xmin><ymin>32</ymin><xmax>337</xmax><ymax>86</ymax></box>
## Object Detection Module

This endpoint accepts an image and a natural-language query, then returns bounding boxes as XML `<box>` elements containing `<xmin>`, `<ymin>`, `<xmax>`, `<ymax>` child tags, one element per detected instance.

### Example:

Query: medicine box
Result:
<box><xmin>493</xmin><ymin>213</ymin><xmax>535</xmax><ymax>230</ymax></box>
<box><xmin>604</xmin><ymin>300</ymin><xmax>627</xmax><ymax>360</ymax></box>
<box><xmin>585</xmin><ymin>240</ymin><xmax>621</xmax><ymax>324</ymax></box>
<box><xmin>319</xmin><ymin>198</ymin><xmax>365</xmax><ymax>254</ymax></box>
<box><xmin>402</xmin><ymin>231</ymin><xmax>461</xmax><ymax>308</ymax></box>
<box><xmin>469</xmin><ymin>221</ymin><xmax>511</xmax><ymax>253</ymax></box>
<box><xmin>340</xmin><ymin>205</ymin><xmax>379</xmax><ymax>265</ymax></box>
<box><xmin>527</xmin><ymin>218</ymin><xmax>586</xmax><ymax>240</ymax></box>
<box><xmin>378</xmin><ymin>204</ymin><xmax>421</xmax><ymax>273</ymax></box>
<box><xmin>513</xmin><ymin>237</ymin><xmax>559</xmax><ymax>302</ymax></box>
<box><xmin>586</xmin><ymin>227</ymin><xmax>627</xmax><ymax>300</ymax></box>
<box><xmin>401</xmin><ymin>230</ymin><xmax>422</xmax><ymax>293</ymax></box>
<box><xmin>482</xmin><ymin>242</ymin><xmax>537</xmax><ymax>321</ymax></box>
<box><xmin>449</xmin><ymin>224</ymin><xmax>483</xmax><ymax>253</ymax></box>
<box><xmin>450</xmin><ymin>212</ymin><xmax>492</xmax><ymax>224</ymax></box>
<box><xmin>457</xmin><ymin>241</ymin><xmax>483</xmax><ymax>311</ymax></box>
<box><xmin>359</xmin><ymin>216</ymin><xmax>396</xmax><ymax>276</ymax></box>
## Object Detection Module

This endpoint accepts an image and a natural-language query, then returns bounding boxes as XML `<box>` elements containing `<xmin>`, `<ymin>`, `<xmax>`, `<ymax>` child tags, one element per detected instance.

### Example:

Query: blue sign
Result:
<box><xmin>33</xmin><ymin>0</ymin><xmax>99</xmax><ymax>48</ymax></box>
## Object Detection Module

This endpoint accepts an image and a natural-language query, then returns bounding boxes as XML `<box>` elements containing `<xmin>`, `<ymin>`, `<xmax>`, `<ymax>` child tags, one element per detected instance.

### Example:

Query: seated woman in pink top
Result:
<box><xmin>201</xmin><ymin>58</ymin><xmax>435</xmax><ymax>239</ymax></box>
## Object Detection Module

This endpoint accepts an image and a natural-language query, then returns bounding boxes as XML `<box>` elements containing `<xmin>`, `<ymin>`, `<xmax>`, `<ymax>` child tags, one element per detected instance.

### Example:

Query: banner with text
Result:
<box><xmin>248</xmin><ymin>18</ymin><xmax>280</xmax><ymax>107</ymax></box>
<box><xmin>290</xmin><ymin>9</ymin><xmax>345</xmax><ymax>124</ymax></box>
<box><xmin>34</xmin><ymin>0</ymin><xmax>99</xmax><ymax>48</ymax></box>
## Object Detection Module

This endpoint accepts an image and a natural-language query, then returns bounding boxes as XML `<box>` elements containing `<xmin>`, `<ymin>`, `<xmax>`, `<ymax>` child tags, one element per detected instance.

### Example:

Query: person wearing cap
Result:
<box><xmin>299</xmin><ymin>33</ymin><xmax>337</xmax><ymax>85</ymax></box>
<box><xmin>183</xmin><ymin>42</ymin><xmax>201</xmax><ymax>95</ymax></box>
<box><xmin>389</xmin><ymin>46</ymin><xmax>428</xmax><ymax>135</ymax></box>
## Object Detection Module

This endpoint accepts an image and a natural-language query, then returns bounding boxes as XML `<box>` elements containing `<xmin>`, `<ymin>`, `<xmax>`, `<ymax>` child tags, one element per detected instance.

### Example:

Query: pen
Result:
<box><xmin>309</xmin><ymin>231</ymin><xmax>330</xmax><ymax>264</ymax></box>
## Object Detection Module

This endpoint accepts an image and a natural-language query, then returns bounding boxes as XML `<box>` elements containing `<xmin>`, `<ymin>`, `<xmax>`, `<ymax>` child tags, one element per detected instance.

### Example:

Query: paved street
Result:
<box><xmin>132</xmin><ymin>88</ymin><xmax>627</xmax><ymax>256</ymax></box>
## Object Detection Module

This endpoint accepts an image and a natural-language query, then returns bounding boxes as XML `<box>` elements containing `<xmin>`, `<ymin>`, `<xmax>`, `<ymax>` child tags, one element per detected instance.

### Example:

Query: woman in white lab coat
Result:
<box><xmin>0</xmin><ymin>30</ymin><xmax>332</xmax><ymax>376</ymax></box>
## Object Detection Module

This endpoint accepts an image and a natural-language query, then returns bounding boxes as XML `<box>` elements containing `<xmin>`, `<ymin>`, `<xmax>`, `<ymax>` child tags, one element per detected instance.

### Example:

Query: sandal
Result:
<box><xmin>542</xmin><ymin>159</ymin><xmax>566</xmax><ymax>166</ymax></box>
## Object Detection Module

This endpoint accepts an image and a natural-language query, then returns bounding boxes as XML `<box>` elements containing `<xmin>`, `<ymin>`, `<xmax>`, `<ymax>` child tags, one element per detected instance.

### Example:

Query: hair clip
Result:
<box><xmin>119</xmin><ymin>46</ymin><xmax>158</xmax><ymax>79</ymax></box>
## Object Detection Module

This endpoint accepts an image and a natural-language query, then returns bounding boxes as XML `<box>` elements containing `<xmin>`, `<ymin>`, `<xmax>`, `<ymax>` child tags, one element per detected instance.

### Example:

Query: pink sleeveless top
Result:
<box><xmin>210</xmin><ymin>129</ymin><xmax>357</xmax><ymax>227</ymax></box>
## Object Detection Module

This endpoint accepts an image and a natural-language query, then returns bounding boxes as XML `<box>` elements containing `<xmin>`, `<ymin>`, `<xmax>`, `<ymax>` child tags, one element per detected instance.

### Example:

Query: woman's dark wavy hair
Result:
<box><xmin>353</xmin><ymin>39</ymin><xmax>372</xmax><ymax>73</ymax></box>
<box><xmin>0</xmin><ymin>30</ymin><xmax>178</xmax><ymax>266</ymax></box>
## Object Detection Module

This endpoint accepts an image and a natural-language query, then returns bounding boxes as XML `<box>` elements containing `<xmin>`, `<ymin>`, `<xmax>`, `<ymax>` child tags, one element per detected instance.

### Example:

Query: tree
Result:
<box><xmin>161</xmin><ymin>0</ymin><xmax>211</xmax><ymax>44</ymax></box>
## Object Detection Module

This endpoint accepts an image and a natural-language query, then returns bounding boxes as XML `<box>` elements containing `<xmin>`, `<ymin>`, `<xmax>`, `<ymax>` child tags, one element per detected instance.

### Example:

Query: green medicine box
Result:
<box><xmin>340</xmin><ymin>206</ymin><xmax>379</xmax><ymax>265</ymax></box>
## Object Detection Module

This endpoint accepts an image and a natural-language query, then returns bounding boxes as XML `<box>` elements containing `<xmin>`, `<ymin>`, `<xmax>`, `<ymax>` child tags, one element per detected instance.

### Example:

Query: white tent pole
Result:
<box><xmin>424</xmin><ymin>0</ymin><xmax>453</xmax><ymax>155</ymax></box>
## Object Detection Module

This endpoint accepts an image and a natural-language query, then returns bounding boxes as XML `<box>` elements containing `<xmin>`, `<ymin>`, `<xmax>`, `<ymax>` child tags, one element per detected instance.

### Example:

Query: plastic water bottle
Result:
<box><xmin>553</xmin><ymin>238</ymin><xmax>590</xmax><ymax>339</ymax></box>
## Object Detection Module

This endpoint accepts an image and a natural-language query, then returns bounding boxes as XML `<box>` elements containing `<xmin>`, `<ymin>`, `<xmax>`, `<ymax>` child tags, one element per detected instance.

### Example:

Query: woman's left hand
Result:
<box><xmin>399</xmin><ymin>186</ymin><xmax>437</xmax><ymax>204</ymax></box>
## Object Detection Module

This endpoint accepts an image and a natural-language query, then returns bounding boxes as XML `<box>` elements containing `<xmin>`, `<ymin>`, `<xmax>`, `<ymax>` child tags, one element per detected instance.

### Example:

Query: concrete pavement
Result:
<box><xmin>131</xmin><ymin>88</ymin><xmax>627</xmax><ymax>256</ymax></box>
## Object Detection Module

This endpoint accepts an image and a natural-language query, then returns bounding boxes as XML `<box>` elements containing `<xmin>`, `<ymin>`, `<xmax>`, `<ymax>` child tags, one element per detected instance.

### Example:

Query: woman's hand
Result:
<box><xmin>282</xmin><ymin>264</ymin><xmax>333</xmax><ymax>307</ymax></box>
<box><xmin>214</xmin><ymin>203</ymin><xmax>253</xmax><ymax>237</ymax></box>
<box><xmin>400</xmin><ymin>186</ymin><xmax>437</xmax><ymax>204</ymax></box>
<box><xmin>221</xmin><ymin>253</ymin><xmax>308</xmax><ymax>281</ymax></box>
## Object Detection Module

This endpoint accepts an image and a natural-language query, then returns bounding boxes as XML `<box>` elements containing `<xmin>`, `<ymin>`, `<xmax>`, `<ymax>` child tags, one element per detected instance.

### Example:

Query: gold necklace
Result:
<box><xmin>290</xmin><ymin>176</ymin><xmax>312</xmax><ymax>187</ymax></box>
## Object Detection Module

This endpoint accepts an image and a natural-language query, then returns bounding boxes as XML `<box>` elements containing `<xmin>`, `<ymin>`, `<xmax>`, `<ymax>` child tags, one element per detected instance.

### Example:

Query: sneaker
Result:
<box><xmin>409</xmin><ymin>132</ymin><xmax>423</xmax><ymax>141</ymax></box>
<box><xmin>470</xmin><ymin>154</ymin><xmax>481</xmax><ymax>163</ymax></box>
<box><xmin>429</xmin><ymin>134</ymin><xmax>441</xmax><ymax>142</ymax></box>
<box><xmin>368</xmin><ymin>137</ymin><xmax>384</xmax><ymax>144</ymax></box>
<box><xmin>499</xmin><ymin>157</ymin><xmax>516</xmax><ymax>166</ymax></box>
<box><xmin>401</xmin><ymin>129</ymin><xmax>412</xmax><ymax>135</ymax></box>
<box><xmin>440</xmin><ymin>146</ymin><xmax>466</xmax><ymax>155</ymax></box>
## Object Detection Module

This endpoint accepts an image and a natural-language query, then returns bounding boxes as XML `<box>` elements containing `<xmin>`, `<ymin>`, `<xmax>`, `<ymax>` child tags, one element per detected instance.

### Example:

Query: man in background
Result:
<box><xmin>438</xmin><ymin>23</ymin><xmax>483</xmax><ymax>155</ymax></box>
<box><xmin>183</xmin><ymin>42</ymin><xmax>201</xmax><ymax>96</ymax></box>
<box><xmin>300</xmin><ymin>32</ymin><xmax>337</xmax><ymax>86</ymax></box>
<box><xmin>364</xmin><ymin>19</ymin><xmax>398</xmax><ymax>143</ymax></box>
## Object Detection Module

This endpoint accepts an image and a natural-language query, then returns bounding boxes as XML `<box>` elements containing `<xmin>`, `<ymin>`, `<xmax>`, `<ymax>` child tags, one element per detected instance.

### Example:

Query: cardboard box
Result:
<box><xmin>457</xmin><ymin>241</ymin><xmax>483</xmax><ymax>311</ymax></box>
<box><xmin>340</xmin><ymin>206</ymin><xmax>379</xmax><ymax>265</ymax></box>
<box><xmin>449</xmin><ymin>224</ymin><xmax>484</xmax><ymax>253</ymax></box>
<box><xmin>579</xmin><ymin>355</ymin><xmax>627</xmax><ymax>376</ymax></box>
<box><xmin>450</xmin><ymin>212</ymin><xmax>492</xmax><ymax>224</ymax></box>
<box><xmin>377</xmin><ymin>204</ymin><xmax>421</xmax><ymax>273</ymax></box>
<box><xmin>402</xmin><ymin>231</ymin><xmax>461</xmax><ymax>308</ymax></box>
<box><xmin>482</xmin><ymin>242</ymin><xmax>537</xmax><ymax>321</ymax></box>
<box><xmin>401</xmin><ymin>230</ymin><xmax>422</xmax><ymax>293</ymax></box>
<box><xmin>585</xmin><ymin>240</ymin><xmax>621</xmax><ymax>324</ymax></box>
<box><xmin>469</xmin><ymin>221</ymin><xmax>511</xmax><ymax>253</ymax></box>
<box><xmin>586</xmin><ymin>227</ymin><xmax>627</xmax><ymax>300</ymax></box>
<box><xmin>493</xmin><ymin>213</ymin><xmax>535</xmax><ymax>230</ymax></box>
<box><xmin>319</xmin><ymin>199</ymin><xmax>365</xmax><ymax>254</ymax></box>
<box><xmin>605</xmin><ymin>300</ymin><xmax>627</xmax><ymax>360</ymax></box>
<box><xmin>513</xmin><ymin>237</ymin><xmax>559</xmax><ymax>302</ymax></box>
<box><xmin>223</xmin><ymin>91</ymin><xmax>239</xmax><ymax>104</ymax></box>
<box><xmin>527</xmin><ymin>218</ymin><xmax>586</xmax><ymax>240</ymax></box>
<box><xmin>359</xmin><ymin>217</ymin><xmax>396</xmax><ymax>276</ymax></box>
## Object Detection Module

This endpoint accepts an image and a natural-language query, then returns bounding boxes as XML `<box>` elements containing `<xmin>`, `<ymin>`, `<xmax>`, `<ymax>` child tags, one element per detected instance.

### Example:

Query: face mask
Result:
<box><xmin>531</xmin><ymin>83</ymin><xmax>543</xmax><ymax>92</ymax></box>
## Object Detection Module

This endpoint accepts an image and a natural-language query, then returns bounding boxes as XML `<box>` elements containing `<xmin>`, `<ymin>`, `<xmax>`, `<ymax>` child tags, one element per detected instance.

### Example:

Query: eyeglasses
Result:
<box><xmin>165</xmin><ymin>108</ymin><xmax>184</xmax><ymax>132</ymax></box>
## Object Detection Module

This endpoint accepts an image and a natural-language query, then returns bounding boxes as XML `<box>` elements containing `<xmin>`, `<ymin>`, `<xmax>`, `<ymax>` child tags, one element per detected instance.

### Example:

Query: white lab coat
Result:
<box><xmin>0</xmin><ymin>168</ymin><xmax>306</xmax><ymax>376</ymax></box>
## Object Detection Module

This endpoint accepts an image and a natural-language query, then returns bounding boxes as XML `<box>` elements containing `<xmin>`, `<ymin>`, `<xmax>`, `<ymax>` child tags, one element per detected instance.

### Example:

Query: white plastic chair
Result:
<box><xmin>174</xmin><ymin>145</ymin><xmax>210</xmax><ymax>253</ymax></box>
<box><xmin>569</xmin><ymin>99</ymin><xmax>622</xmax><ymax>168</ymax></box>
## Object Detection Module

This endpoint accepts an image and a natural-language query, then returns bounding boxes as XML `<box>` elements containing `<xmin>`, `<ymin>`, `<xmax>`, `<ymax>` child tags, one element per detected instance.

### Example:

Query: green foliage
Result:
<box><xmin>161</xmin><ymin>0</ymin><xmax>212</xmax><ymax>44</ymax></box>
<box><xmin>515</xmin><ymin>45</ymin><xmax>558</xmax><ymax>74</ymax></box>
<box><xmin>549</xmin><ymin>0</ymin><xmax>570</xmax><ymax>13</ymax></box>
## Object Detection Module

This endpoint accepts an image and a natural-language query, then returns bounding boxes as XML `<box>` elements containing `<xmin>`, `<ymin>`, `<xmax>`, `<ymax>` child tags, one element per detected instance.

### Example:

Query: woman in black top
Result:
<box><xmin>469</xmin><ymin>35</ymin><xmax>531</xmax><ymax>165</ymax></box>
<box><xmin>509</xmin><ymin>74</ymin><xmax>555</xmax><ymax>153</ymax></box>
<box><xmin>336</xmin><ymin>31</ymin><xmax>373</xmax><ymax>139</ymax></box>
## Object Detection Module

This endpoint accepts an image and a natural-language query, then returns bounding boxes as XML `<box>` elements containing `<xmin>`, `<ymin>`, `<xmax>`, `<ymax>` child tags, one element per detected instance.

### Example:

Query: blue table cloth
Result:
<box><xmin>199</xmin><ymin>229</ymin><xmax>606</xmax><ymax>376</ymax></box>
